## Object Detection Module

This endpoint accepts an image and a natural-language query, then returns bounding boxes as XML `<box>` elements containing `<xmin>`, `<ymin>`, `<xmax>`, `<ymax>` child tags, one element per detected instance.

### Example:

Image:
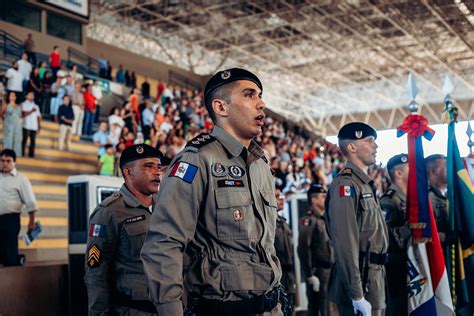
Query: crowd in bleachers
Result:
<box><xmin>0</xmin><ymin>40</ymin><xmax>391</xmax><ymax>194</ymax></box>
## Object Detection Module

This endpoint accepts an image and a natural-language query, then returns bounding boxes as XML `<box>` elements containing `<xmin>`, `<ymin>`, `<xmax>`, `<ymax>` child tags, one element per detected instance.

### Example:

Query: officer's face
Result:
<box><xmin>354</xmin><ymin>136</ymin><xmax>378</xmax><ymax>166</ymax></box>
<box><xmin>434</xmin><ymin>158</ymin><xmax>447</xmax><ymax>184</ymax></box>
<box><xmin>226</xmin><ymin>80</ymin><xmax>266</xmax><ymax>142</ymax></box>
<box><xmin>275</xmin><ymin>189</ymin><xmax>285</xmax><ymax>210</ymax></box>
<box><xmin>311</xmin><ymin>193</ymin><xmax>326</xmax><ymax>211</ymax></box>
<box><xmin>1</xmin><ymin>155</ymin><xmax>15</xmax><ymax>173</ymax></box>
<box><xmin>125</xmin><ymin>158</ymin><xmax>163</xmax><ymax>195</ymax></box>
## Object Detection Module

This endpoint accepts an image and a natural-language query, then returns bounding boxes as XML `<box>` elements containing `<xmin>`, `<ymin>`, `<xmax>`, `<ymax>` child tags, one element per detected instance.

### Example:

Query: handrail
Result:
<box><xmin>0</xmin><ymin>29</ymin><xmax>24</xmax><ymax>61</ymax></box>
<box><xmin>0</xmin><ymin>30</ymin><xmax>23</xmax><ymax>47</ymax></box>
<box><xmin>67</xmin><ymin>47</ymin><xmax>99</xmax><ymax>75</ymax></box>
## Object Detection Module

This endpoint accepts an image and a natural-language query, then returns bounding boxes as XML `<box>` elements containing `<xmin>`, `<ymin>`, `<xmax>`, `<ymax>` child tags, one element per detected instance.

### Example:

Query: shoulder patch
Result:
<box><xmin>89</xmin><ymin>224</ymin><xmax>106</xmax><ymax>238</ymax></box>
<box><xmin>185</xmin><ymin>133</ymin><xmax>216</xmax><ymax>150</ymax></box>
<box><xmin>339</xmin><ymin>185</ymin><xmax>354</xmax><ymax>197</ymax></box>
<box><xmin>340</xmin><ymin>168</ymin><xmax>352</xmax><ymax>176</ymax></box>
<box><xmin>169</xmin><ymin>161</ymin><xmax>198</xmax><ymax>183</ymax></box>
<box><xmin>87</xmin><ymin>245</ymin><xmax>101</xmax><ymax>268</ymax></box>
<box><xmin>301</xmin><ymin>217</ymin><xmax>312</xmax><ymax>226</ymax></box>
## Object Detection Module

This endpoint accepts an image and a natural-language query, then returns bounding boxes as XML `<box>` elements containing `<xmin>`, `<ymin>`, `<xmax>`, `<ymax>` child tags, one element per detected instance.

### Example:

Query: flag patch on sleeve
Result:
<box><xmin>169</xmin><ymin>161</ymin><xmax>198</xmax><ymax>183</ymax></box>
<box><xmin>339</xmin><ymin>185</ymin><xmax>354</xmax><ymax>197</ymax></box>
<box><xmin>89</xmin><ymin>224</ymin><xmax>106</xmax><ymax>237</ymax></box>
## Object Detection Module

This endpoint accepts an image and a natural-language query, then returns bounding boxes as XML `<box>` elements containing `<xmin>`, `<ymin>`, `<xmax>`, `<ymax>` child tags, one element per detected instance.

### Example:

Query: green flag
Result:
<box><xmin>446</xmin><ymin>116</ymin><xmax>474</xmax><ymax>315</ymax></box>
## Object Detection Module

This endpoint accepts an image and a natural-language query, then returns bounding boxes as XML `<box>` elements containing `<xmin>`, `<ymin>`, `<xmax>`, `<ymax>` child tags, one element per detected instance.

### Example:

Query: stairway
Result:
<box><xmin>0</xmin><ymin>120</ymin><xmax>98</xmax><ymax>263</ymax></box>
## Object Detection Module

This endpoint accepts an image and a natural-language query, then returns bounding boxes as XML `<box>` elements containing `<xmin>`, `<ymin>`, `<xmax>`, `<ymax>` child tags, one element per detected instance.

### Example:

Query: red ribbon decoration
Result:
<box><xmin>397</xmin><ymin>114</ymin><xmax>435</xmax><ymax>138</ymax></box>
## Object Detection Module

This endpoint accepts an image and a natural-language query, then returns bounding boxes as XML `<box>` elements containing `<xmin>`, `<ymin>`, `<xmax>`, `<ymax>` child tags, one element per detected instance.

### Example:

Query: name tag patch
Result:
<box><xmin>125</xmin><ymin>215</ymin><xmax>146</xmax><ymax>224</ymax></box>
<box><xmin>362</xmin><ymin>193</ymin><xmax>373</xmax><ymax>199</ymax></box>
<box><xmin>217</xmin><ymin>179</ymin><xmax>245</xmax><ymax>188</ymax></box>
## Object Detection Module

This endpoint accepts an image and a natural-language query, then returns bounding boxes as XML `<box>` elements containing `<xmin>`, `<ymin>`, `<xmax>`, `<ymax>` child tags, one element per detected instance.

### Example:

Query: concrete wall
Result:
<box><xmin>0</xmin><ymin>19</ymin><xmax>85</xmax><ymax>58</ymax></box>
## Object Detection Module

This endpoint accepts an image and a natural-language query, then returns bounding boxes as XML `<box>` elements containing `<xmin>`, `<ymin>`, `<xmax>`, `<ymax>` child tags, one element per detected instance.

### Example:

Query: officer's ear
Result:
<box><xmin>347</xmin><ymin>141</ymin><xmax>357</xmax><ymax>154</ymax></box>
<box><xmin>211</xmin><ymin>98</ymin><xmax>229</xmax><ymax>118</ymax></box>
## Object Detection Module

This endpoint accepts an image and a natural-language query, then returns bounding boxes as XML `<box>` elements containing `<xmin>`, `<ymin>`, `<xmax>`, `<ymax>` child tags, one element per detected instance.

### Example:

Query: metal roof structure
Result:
<box><xmin>88</xmin><ymin>0</ymin><xmax>474</xmax><ymax>135</ymax></box>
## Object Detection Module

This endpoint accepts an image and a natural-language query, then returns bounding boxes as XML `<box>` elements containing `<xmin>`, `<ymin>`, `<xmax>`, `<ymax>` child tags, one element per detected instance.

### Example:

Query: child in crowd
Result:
<box><xmin>98</xmin><ymin>144</ymin><xmax>115</xmax><ymax>176</ymax></box>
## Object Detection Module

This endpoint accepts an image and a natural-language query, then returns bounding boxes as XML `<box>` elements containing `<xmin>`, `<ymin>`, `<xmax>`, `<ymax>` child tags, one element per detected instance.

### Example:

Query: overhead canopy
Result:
<box><xmin>89</xmin><ymin>0</ymin><xmax>474</xmax><ymax>133</ymax></box>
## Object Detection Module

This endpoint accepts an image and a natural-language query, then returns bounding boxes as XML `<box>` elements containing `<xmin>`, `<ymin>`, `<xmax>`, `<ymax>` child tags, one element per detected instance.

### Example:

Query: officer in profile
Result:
<box><xmin>425</xmin><ymin>154</ymin><xmax>448</xmax><ymax>250</ymax></box>
<box><xmin>273</xmin><ymin>187</ymin><xmax>296</xmax><ymax>309</ymax></box>
<box><xmin>141</xmin><ymin>68</ymin><xmax>288</xmax><ymax>316</ymax></box>
<box><xmin>297</xmin><ymin>183</ymin><xmax>333</xmax><ymax>316</ymax></box>
<box><xmin>325</xmin><ymin>122</ymin><xmax>388</xmax><ymax>316</ymax></box>
<box><xmin>84</xmin><ymin>144</ymin><xmax>170</xmax><ymax>315</ymax></box>
<box><xmin>380</xmin><ymin>154</ymin><xmax>411</xmax><ymax>316</ymax></box>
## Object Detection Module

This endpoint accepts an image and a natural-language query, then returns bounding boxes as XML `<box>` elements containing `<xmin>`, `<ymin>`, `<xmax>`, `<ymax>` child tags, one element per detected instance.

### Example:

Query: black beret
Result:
<box><xmin>204</xmin><ymin>68</ymin><xmax>262</xmax><ymax>107</ymax></box>
<box><xmin>387</xmin><ymin>153</ymin><xmax>408</xmax><ymax>171</ymax></box>
<box><xmin>307</xmin><ymin>183</ymin><xmax>327</xmax><ymax>200</ymax></box>
<box><xmin>425</xmin><ymin>154</ymin><xmax>445</xmax><ymax>165</ymax></box>
<box><xmin>337</xmin><ymin>122</ymin><xmax>377</xmax><ymax>140</ymax></box>
<box><xmin>120</xmin><ymin>144</ymin><xmax>171</xmax><ymax>169</ymax></box>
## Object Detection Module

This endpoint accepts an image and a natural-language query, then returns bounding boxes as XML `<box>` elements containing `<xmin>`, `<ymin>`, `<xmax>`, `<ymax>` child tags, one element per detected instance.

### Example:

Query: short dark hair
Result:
<box><xmin>388</xmin><ymin>164</ymin><xmax>403</xmax><ymax>181</ymax></box>
<box><xmin>338</xmin><ymin>139</ymin><xmax>352</xmax><ymax>156</ymax></box>
<box><xmin>1</xmin><ymin>149</ymin><xmax>17</xmax><ymax>161</ymax></box>
<box><xmin>206</xmin><ymin>81</ymin><xmax>238</xmax><ymax>123</ymax></box>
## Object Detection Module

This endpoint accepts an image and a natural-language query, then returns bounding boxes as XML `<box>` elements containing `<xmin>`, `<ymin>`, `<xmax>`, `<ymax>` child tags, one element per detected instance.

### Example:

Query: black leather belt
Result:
<box><xmin>360</xmin><ymin>251</ymin><xmax>388</xmax><ymax>265</ymax></box>
<box><xmin>112</xmin><ymin>292</ymin><xmax>156</xmax><ymax>313</ymax></box>
<box><xmin>195</xmin><ymin>287</ymin><xmax>280</xmax><ymax>316</ymax></box>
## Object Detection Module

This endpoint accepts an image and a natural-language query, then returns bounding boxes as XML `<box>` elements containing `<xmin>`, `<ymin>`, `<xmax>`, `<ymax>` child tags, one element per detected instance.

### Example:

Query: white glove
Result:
<box><xmin>352</xmin><ymin>297</ymin><xmax>372</xmax><ymax>316</ymax></box>
<box><xmin>307</xmin><ymin>275</ymin><xmax>320</xmax><ymax>292</ymax></box>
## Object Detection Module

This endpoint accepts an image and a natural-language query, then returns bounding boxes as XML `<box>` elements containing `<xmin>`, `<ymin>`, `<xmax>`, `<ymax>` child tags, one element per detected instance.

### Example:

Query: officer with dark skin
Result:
<box><xmin>84</xmin><ymin>144</ymin><xmax>170</xmax><ymax>316</ymax></box>
<box><xmin>325</xmin><ymin>122</ymin><xmax>388</xmax><ymax>316</ymax></box>
<box><xmin>273</xmin><ymin>188</ymin><xmax>296</xmax><ymax>308</ymax></box>
<box><xmin>380</xmin><ymin>154</ymin><xmax>411</xmax><ymax>316</ymax></box>
<box><xmin>425</xmin><ymin>154</ymin><xmax>448</xmax><ymax>251</ymax></box>
<box><xmin>297</xmin><ymin>184</ymin><xmax>334</xmax><ymax>316</ymax></box>
<box><xmin>141</xmin><ymin>68</ymin><xmax>286</xmax><ymax>316</ymax></box>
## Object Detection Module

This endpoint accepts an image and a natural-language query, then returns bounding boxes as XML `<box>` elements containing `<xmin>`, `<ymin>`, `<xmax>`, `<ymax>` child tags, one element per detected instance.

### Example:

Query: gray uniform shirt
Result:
<box><xmin>84</xmin><ymin>184</ymin><xmax>153</xmax><ymax>315</ymax></box>
<box><xmin>325</xmin><ymin>162</ymin><xmax>388</xmax><ymax>309</ymax></box>
<box><xmin>141</xmin><ymin>126</ymin><xmax>281</xmax><ymax>315</ymax></box>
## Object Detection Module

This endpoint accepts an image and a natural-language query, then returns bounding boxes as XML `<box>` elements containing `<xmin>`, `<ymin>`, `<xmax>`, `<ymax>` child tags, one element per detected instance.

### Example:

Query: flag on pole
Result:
<box><xmin>445</xmin><ymin>104</ymin><xmax>474</xmax><ymax>315</ymax></box>
<box><xmin>398</xmin><ymin>113</ymin><xmax>454</xmax><ymax>316</ymax></box>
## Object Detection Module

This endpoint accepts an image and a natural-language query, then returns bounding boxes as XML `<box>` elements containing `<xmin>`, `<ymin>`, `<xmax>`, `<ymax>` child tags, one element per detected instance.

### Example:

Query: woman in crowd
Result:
<box><xmin>1</xmin><ymin>92</ymin><xmax>23</xmax><ymax>155</ymax></box>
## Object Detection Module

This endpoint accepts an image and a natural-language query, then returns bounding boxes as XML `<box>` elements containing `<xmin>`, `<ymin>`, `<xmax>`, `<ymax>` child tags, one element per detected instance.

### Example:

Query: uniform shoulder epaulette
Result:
<box><xmin>185</xmin><ymin>133</ymin><xmax>216</xmax><ymax>151</ymax></box>
<box><xmin>383</xmin><ymin>189</ymin><xmax>395</xmax><ymax>198</ymax></box>
<box><xmin>340</xmin><ymin>168</ymin><xmax>352</xmax><ymax>176</ymax></box>
<box><xmin>100</xmin><ymin>192</ymin><xmax>121</xmax><ymax>207</ymax></box>
<box><xmin>261</xmin><ymin>155</ymin><xmax>269</xmax><ymax>164</ymax></box>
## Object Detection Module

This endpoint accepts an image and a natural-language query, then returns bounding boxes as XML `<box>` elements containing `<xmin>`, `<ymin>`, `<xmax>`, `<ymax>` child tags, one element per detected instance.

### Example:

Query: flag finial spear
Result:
<box><xmin>467</xmin><ymin>122</ymin><xmax>473</xmax><ymax>155</ymax></box>
<box><xmin>443</xmin><ymin>75</ymin><xmax>458</xmax><ymax>123</ymax></box>
<box><xmin>407</xmin><ymin>73</ymin><xmax>419</xmax><ymax>113</ymax></box>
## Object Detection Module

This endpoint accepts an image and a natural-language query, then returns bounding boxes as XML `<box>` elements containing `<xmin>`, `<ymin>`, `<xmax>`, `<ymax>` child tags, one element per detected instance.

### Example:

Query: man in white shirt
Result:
<box><xmin>5</xmin><ymin>61</ymin><xmax>24</xmax><ymax>98</ymax></box>
<box><xmin>17</xmin><ymin>52</ymin><xmax>32</xmax><ymax>88</ymax></box>
<box><xmin>0</xmin><ymin>149</ymin><xmax>38</xmax><ymax>266</ymax></box>
<box><xmin>141</xmin><ymin>101</ymin><xmax>155</xmax><ymax>140</ymax></box>
<box><xmin>21</xmin><ymin>91</ymin><xmax>42</xmax><ymax>158</ymax></box>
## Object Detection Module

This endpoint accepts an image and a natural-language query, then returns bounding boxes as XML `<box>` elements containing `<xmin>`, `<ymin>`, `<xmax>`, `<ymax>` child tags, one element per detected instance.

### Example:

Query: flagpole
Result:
<box><xmin>443</xmin><ymin>75</ymin><xmax>457</xmax><ymax>312</ymax></box>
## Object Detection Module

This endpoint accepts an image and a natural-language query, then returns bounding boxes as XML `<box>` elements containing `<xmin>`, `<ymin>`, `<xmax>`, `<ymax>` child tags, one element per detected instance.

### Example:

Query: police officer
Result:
<box><xmin>425</xmin><ymin>154</ymin><xmax>448</xmax><ymax>250</ymax></box>
<box><xmin>297</xmin><ymin>184</ymin><xmax>334</xmax><ymax>316</ymax></box>
<box><xmin>141</xmin><ymin>68</ymin><xmax>286</xmax><ymax>316</ymax></box>
<box><xmin>274</xmin><ymin>188</ymin><xmax>296</xmax><ymax>309</ymax></box>
<box><xmin>325</xmin><ymin>122</ymin><xmax>388</xmax><ymax>316</ymax></box>
<box><xmin>380</xmin><ymin>154</ymin><xmax>411</xmax><ymax>316</ymax></box>
<box><xmin>84</xmin><ymin>144</ymin><xmax>170</xmax><ymax>315</ymax></box>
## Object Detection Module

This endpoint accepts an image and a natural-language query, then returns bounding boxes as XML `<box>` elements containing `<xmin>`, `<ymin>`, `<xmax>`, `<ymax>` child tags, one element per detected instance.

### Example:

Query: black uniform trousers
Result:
<box><xmin>22</xmin><ymin>128</ymin><xmax>37</xmax><ymax>158</ymax></box>
<box><xmin>0</xmin><ymin>213</ymin><xmax>21</xmax><ymax>266</ymax></box>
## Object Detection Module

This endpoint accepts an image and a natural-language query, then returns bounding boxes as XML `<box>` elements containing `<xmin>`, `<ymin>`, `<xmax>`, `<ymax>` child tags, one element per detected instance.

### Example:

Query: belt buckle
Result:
<box><xmin>264</xmin><ymin>288</ymin><xmax>279</xmax><ymax>311</ymax></box>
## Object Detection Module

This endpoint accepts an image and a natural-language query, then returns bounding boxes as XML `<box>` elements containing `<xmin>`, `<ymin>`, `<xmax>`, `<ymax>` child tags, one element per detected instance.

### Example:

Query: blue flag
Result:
<box><xmin>446</xmin><ymin>117</ymin><xmax>474</xmax><ymax>315</ymax></box>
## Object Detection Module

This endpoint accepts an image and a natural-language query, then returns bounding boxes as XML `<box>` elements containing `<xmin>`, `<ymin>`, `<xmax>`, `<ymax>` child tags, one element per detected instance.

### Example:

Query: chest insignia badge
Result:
<box><xmin>211</xmin><ymin>163</ymin><xmax>227</xmax><ymax>177</ymax></box>
<box><xmin>233</xmin><ymin>209</ymin><xmax>244</xmax><ymax>222</ymax></box>
<box><xmin>229</xmin><ymin>165</ymin><xmax>245</xmax><ymax>178</ymax></box>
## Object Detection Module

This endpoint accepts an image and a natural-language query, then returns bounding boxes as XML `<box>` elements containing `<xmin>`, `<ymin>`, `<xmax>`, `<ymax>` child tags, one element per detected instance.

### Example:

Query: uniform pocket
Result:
<box><xmin>215</xmin><ymin>188</ymin><xmax>252</xmax><ymax>240</ymax></box>
<box><xmin>123</xmin><ymin>221</ymin><xmax>148</xmax><ymax>259</ymax></box>
<box><xmin>220</xmin><ymin>264</ymin><xmax>273</xmax><ymax>291</ymax></box>
<box><xmin>360</xmin><ymin>197</ymin><xmax>377</xmax><ymax>232</ymax></box>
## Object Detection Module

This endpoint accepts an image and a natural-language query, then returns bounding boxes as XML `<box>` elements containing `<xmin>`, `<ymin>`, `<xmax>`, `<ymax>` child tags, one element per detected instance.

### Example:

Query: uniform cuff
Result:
<box><xmin>155</xmin><ymin>301</ymin><xmax>183</xmax><ymax>316</ymax></box>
